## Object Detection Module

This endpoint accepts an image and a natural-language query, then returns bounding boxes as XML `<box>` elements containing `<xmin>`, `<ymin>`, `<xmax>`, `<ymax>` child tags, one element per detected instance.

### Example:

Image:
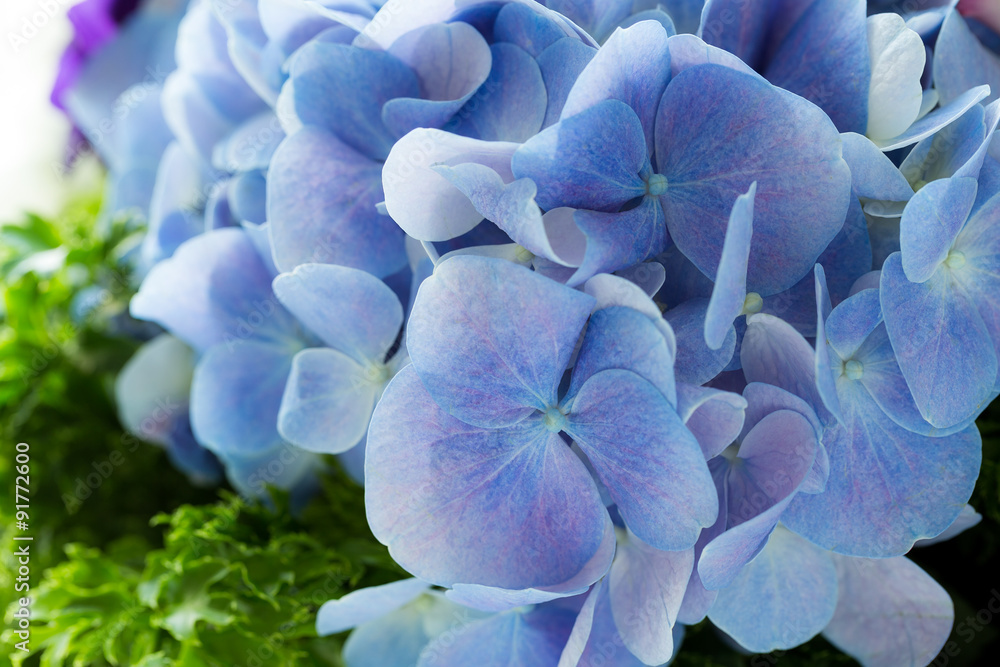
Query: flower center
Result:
<box><xmin>742</xmin><ymin>292</ymin><xmax>763</xmax><ymax>315</ymax></box>
<box><xmin>645</xmin><ymin>173</ymin><xmax>668</xmax><ymax>197</ymax></box>
<box><xmin>844</xmin><ymin>359</ymin><xmax>864</xmax><ymax>380</ymax></box>
<box><xmin>945</xmin><ymin>251</ymin><xmax>966</xmax><ymax>270</ymax></box>
<box><xmin>543</xmin><ymin>406</ymin><xmax>568</xmax><ymax>433</ymax></box>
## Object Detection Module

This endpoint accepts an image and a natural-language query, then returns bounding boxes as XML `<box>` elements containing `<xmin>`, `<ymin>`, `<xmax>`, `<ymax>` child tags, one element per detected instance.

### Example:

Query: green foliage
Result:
<box><xmin>2</xmin><ymin>477</ymin><xmax>403</xmax><ymax>667</ymax></box>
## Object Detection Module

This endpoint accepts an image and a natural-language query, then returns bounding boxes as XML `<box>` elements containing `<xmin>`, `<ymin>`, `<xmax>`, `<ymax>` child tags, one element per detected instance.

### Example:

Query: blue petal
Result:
<box><xmin>408</xmin><ymin>255</ymin><xmax>594</xmax><ymax>428</ymax></box>
<box><xmin>494</xmin><ymin>2</ymin><xmax>566</xmax><ymax>57</ymax></box>
<box><xmin>445</xmin><ymin>43</ymin><xmax>547</xmax><ymax>142</ymax></box>
<box><xmin>762</xmin><ymin>0</ymin><xmax>870</xmax><ymax>134</ymax></box>
<box><xmin>562</xmin><ymin>579</ymin><xmax>651</xmax><ymax>667</ymax></box>
<box><xmin>569</xmin><ymin>307</ymin><xmax>677</xmax><ymax>407</ymax></box>
<box><xmin>824</xmin><ymin>288</ymin><xmax>883</xmax><ymax>361</ymax></box>
<box><xmin>366</xmin><ymin>366</ymin><xmax>611</xmax><ymax>589</ymax></box>
<box><xmin>608</xmin><ymin>534</ymin><xmax>693</xmax><ymax>665</ymax></box>
<box><xmin>666</xmin><ymin>299</ymin><xmax>737</xmax><ymax>386</ymax></box>
<box><xmin>561</xmin><ymin>20</ymin><xmax>672</xmax><ymax>153</ymax></box>
<box><xmin>272</xmin><ymin>263</ymin><xmax>403</xmax><ymax>363</ymax></box>
<box><xmin>267</xmin><ymin>126</ymin><xmax>407</xmax><ymax>276</ymax></box>
<box><xmin>708</xmin><ymin>527</ymin><xmax>838</xmax><ymax>653</ymax></box>
<box><xmin>381</xmin><ymin>22</ymin><xmax>493</xmax><ymax>137</ymax></box>
<box><xmin>190</xmin><ymin>339</ymin><xmax>295</xmax><ymax>457</ymax></box>
<box><xmin>698</xmin><ymin>0</ymin><xmax>771</xmax><ymax>70</ymax></box>
<box><xmin>131</xmin><ymin>228</ymin><xmax>296</xmax><ymax>352</ymax></box>
<box><xmin>656</xmin><ymin>64</ymin><xmax>852</xmax><ymax>295</ymax></box>
<box><xmin>782</xmin><ymin>380</ymin><xmax>982</xmax><ymax>557</ymax></box>
<box><xmin>284</xmin><ymin>41</ymin><xmax>418</xmax><ymax>160</ymax></box>
<box><xmin>900</xmin><ymin>177</ymin><xmax>978</xmax><ymax>283</ymax></box>
<box><xmin>418</xmin><ymin>604</ymin><xmax>576</xmax><ymax>667</ymax></box>
<box><xmin>277</xmin><ymin>348</ymin><xmax>378</xmax><ymax>454</ymax></box>
<box><xmin>705</xmin><ymin>182</ymin><xmax>756</xmax><ymax>350</ymax></box>
<box><xmin>822</xmin><ymin>556</ymin><xmax>953</xmax><ymax>667</ymax></box>
<box><xmin>666</xmin><ymin>33</ymin><xmax>762</xmax><ymax>79</ymax></box>
<box><xmin>317</xmin><ymin>578</ymin><xmax>430</xmax><ymax>635</ymax></box>
<box><xmin>565</xmin><ymin>369</ymin><xmax>718</xmax><ymax>550</ymax></box>
<box><xmin>933</xmin><ymin>9</ymin><xmax>1000</xmax><ymax>106</ymax></box>
<box><xmin>915</xmin><ymin>504</ymin><xmax>982</xmax><ymax>546</ymax></box>
<box><xmin>571</xmin><ymin>197</ymin><xmax>668</xmax><ymax>282</ymax></box>
<box><xmin>840</xmin><ymin>132</ymin><xmax>914</xmax><ymax>203</ymax></box>
<box><xmin>513</xmin><ymin>99</ymin><xmax>650</xmax><ymax>212</ymax></box>
<box><xmin>880</xmin><ymin>252</ymin><xmax>997</xmax><ymax>428</ymax></box>
<box><xmin>537</xmin><ymin>38</ymin><xmax>597</xmax><ymax>128</ymax></box>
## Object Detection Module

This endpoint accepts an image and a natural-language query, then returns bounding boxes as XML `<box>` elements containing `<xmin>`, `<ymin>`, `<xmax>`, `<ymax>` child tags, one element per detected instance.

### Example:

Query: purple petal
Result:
<box><xmin>676</xmin><ymin>382</ymin><xmax>748</xmax><ymax>460</ymax></box>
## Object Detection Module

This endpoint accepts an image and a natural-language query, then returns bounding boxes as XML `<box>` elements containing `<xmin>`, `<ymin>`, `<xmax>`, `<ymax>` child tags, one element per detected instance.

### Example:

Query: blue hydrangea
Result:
<box><xmin>64</xmin><ymin>0</ymin><xmax>1000</xmax><ymax>663</ymax></box>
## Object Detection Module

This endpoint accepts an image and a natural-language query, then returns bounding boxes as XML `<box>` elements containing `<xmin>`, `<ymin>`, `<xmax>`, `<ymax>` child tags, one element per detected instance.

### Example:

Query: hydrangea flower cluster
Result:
<box><xmin>58</xmin><ymin>0</ymin><xmax>1000</xmax><ymax>664</ymax></box>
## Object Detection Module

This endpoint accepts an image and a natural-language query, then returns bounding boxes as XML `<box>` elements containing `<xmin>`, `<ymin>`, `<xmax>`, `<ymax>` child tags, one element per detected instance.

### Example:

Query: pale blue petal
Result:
<box><xmin>666</xmin><ymin>33</ymin><xmax>761</xmax><ymax>79</ymax></box>
<box><xmin>277</xmin><ymin>348</ymin><xmax>377</xmax><ymax>454</ymax></box>
<box><xmin>822</xmin><ymin>555</ymin><xmax>953</xmax><ymax>667</ymax></box>
<box><xmin>381</xmin><ymin>22</ymin><xmax>492</xmax><ymax>137</ymax></box>
<box><xmin>284</xmin><ymin>41</ymin><xmax>418</xmax><ymax>160</ymax></box>
<box><xmin>131</xmin><ymin>228</ymin><xmax>297</xmax><ymax>352</ymax></box>
<box><xmin>699</xmin><ymin>410</ymin><xmax>817</xmax><ymax>590</ymax></box>
<box><xmin>880</xmin><ymin>252</ymin><xmax>997</xmax><ymax>428</ymax></box>
<box><xmin>609</xmin><ymin>535</ymin><xmax>692</xmax><ymax>665</ymax></box>
<box><xmin>814</xmin><ymin>264</ymin><xmax>844</xmax><ymax>423</ymax></box>
<box><xmin>190</xmin><ymin>339</ymin><xmax>294</xmax><ymax>457</ymax></box>
<box><xmin>708</xmin><ymin>527</ymin><xmax>838</xmax><ymax>653</ymax></box>
<box><xmin>741</xmin><ymin>314</ymin><xmax>829</xmax><ymax>422</ymax></box>
<box><xmin>900</xmin><ymin>177</ymin><xmax>978</xmax><ymax>283</ymax></box>
<box><xmin>272</xmin><ymin>263</ymin><xmax>403</xmax><ymax>363</ymax></box>
<box><xmin>267</xmin><ymin>127</ymin><xmax>407</xmax><ymax>276</ymax></box>
<box><xmin>537</xmin><ymin>38</ymin><xmax>597</xmax><ymax>128</ymax></box>
<box><xmin>840</xmin><ymin>132</ymin><xmax>914</xmax><ymax>202</ymax></box>
<box><xmin>407</xmin><ymin>255</ymin><xmax>594</xmax><ymax>427</ymax></box>
<box><xmin>566</xmin><ymin>369</ymin><xmax>718</xmax><ymax>551</ymax></box>
<box><xmin>317</xmin><ymin>578</ymin><xmax>430</xmax><ymax>635</ymax></box>
<box><xmin>782</xmin><ymin>381</ymin><xmax>982</xmax><ymax>557</ymax></box>
<box><xmin>657</xmin><ymin>64</ymin><xmax>851</xmax><ymax>295</ymax></box>
<box><xmin>705</xmin><ymin>182</ymin><xmax>756</xmax><ymax>350</ymax></box>
<box><xmin>915</xmin><ymin>504</ymin><xmax>982</xmax><ymax>546</ymax></box>
<box><xmin>933</xmin><ymin>9</ymin><xmax>1000</xmax><ymax>106</ymax></box>
<box><xmin>366</xmin><ymin>366</ymin><xmax>611</xmax><ymax>589</ymax></box>
<box><xmin>899</xmin><ymin>104</ymin><xmax>987</xmax><ymax>187</ymax></box>
<box><xmin>495</xmin><ymin>3</ymin><xmax>565</xmax><ymax>57</ymax></box>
